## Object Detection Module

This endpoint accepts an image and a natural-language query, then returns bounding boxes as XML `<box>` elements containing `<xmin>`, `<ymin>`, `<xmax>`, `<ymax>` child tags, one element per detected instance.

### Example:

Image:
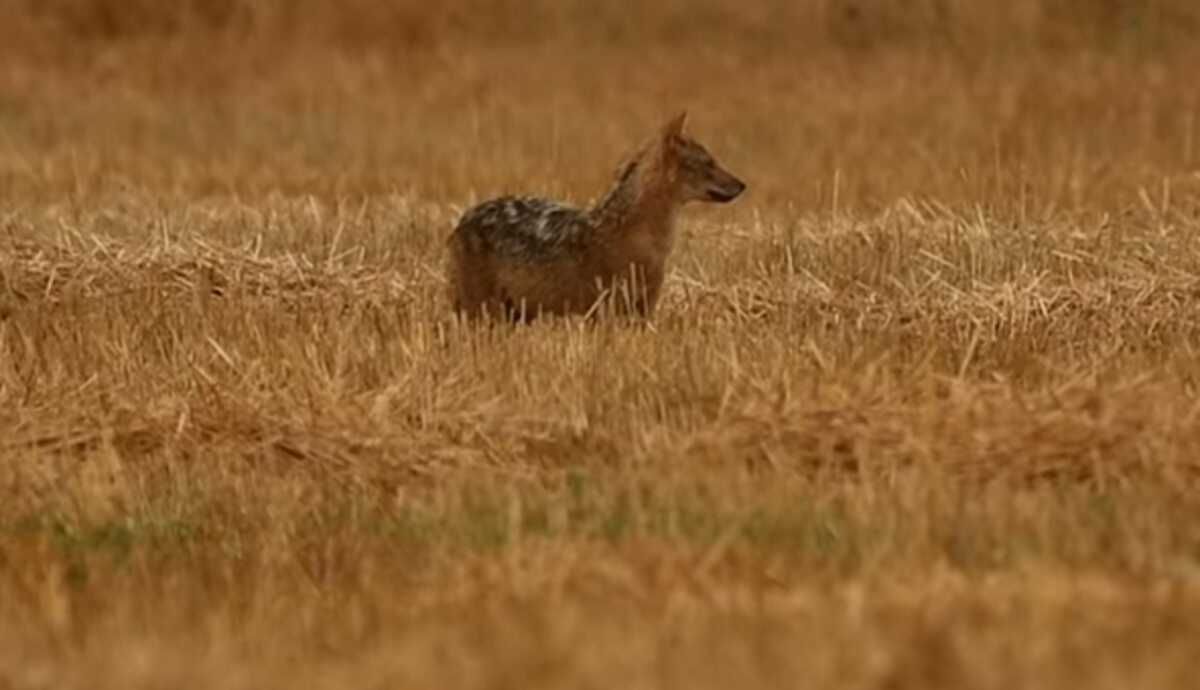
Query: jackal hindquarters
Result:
<box><xmin>446</xmin><ymin>111</ymin><xmax>745</xmax><ymax>322</ymax></box>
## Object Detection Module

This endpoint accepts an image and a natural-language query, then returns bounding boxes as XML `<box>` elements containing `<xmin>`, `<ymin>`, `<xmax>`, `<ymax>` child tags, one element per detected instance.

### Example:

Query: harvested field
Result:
<box><xmin>3</xmin><ymin>2</ymin><xmax>1200</xmax><ymax>688</ymax></box>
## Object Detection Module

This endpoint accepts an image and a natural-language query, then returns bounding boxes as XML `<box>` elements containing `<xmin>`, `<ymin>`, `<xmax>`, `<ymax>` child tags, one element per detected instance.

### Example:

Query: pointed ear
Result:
<box><xmin>661</xmin><ymin>110</ymin><xmax>688</xmax><ymax>141</ymax></box>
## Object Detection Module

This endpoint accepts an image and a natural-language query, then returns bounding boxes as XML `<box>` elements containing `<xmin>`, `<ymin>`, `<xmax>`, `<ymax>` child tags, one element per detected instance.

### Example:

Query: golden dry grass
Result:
<box><xmin>3</xmin><ymin>1</ymin><xmax>1200</xmax><ymax>688</ymax></box>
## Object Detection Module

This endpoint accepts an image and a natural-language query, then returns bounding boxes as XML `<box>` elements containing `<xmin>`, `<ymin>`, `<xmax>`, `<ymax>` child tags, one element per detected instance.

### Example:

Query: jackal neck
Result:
<box><xmin>586</xmin><ymin>147</ymin><xmax>677</xmax><ymax>237</ymax></box>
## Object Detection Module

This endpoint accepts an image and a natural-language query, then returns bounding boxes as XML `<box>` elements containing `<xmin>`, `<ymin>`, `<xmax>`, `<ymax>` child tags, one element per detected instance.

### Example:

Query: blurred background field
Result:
<box><xmin>1</xmin><ymin>0</ymin><xmax>1198</xmax><ymax>208</ymax></box>
<box><xmin>2</xmin><ymin>2</ymin><xmax>1200</xmax><ymax>688</ymax></box>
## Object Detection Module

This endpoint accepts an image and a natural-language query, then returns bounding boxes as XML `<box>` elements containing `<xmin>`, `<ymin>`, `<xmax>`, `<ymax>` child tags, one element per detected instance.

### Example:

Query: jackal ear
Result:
<box><xmin>661</xmin><ymin>110</ymin><xmax>688</xmax><ymax>141</ymax></box>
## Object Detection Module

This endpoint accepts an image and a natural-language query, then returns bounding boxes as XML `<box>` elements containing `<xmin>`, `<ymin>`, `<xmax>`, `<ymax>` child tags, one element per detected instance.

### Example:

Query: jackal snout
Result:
<box><xmin>702</xmin><ymin>167</ymin><xmax>746</xmax><ymax>203</ymax></box>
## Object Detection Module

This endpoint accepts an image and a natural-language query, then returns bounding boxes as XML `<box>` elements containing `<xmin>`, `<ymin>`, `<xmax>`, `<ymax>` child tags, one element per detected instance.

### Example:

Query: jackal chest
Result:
<box><xmin>583</xmin><ymin>230</ymin><xmax>669</xmax><ymax>307</ymax></box>
<box><xmin>608</xmin><ymin>216</ymin><xmax>675</xmax><ymax>265</ymax></box>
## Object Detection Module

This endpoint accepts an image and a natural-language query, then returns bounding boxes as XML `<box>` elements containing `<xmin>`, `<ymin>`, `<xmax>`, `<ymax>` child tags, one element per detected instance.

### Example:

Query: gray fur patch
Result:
<box><xmin>454</xmin><ymin>195</ymin><xmax>591</xmax><ymax>261</ymax></box>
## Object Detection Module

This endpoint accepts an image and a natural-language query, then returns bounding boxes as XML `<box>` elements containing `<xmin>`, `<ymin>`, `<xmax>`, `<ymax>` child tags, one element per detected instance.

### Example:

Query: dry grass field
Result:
<box><xmin>3</xmin><ymin>1</ymin><xmax>1200</xmax><ymax>687</ymax></box>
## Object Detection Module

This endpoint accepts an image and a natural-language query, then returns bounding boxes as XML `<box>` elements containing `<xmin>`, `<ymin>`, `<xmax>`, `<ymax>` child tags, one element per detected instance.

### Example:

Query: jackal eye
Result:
<box><xmin>689</xmin><ymin>147</ymin><xmax>714</xmax><ymax>165</ymax></box>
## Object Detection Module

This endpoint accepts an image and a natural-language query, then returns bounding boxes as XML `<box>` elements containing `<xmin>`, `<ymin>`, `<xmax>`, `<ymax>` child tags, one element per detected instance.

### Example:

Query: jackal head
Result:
<box><xmin>660</xmin><ymin>111</ymin><xmax>746</xmax><ymax>204</ymax></box>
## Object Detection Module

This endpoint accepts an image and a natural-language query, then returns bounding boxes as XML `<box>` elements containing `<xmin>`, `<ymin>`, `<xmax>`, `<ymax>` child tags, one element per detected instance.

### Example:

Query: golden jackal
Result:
<box><xmin>446</xmin><ymin>112</ymin><xmax>745</xmax><ymax>322</ymax></box>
